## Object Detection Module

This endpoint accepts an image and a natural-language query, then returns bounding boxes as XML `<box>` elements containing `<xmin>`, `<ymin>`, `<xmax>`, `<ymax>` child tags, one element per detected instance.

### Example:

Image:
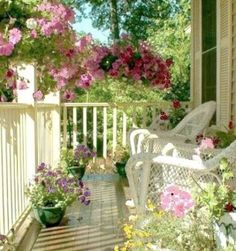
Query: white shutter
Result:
<box><xmin>191</xmin><ymin>0</ymin><xmax>202</xmax><ymax>107</ymax></box>
<box><xmin>232</xmin><ymin>1</ymin><xmax>236</xmax><ymax>125</ymax></box>
<box><xmin>217</xmin><ymin>0</ymin><xmax>232</xmax><ymax>127</ymax></box>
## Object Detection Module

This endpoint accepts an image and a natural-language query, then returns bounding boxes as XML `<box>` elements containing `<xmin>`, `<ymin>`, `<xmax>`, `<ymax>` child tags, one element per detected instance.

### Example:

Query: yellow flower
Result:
<box><xmin>147</xmin><ymin>200</ymin><xmax>155</xmax><ymax>211</ymax></box>
<box><xmin>128</xmin><ymin>214</ymin><xmax>138</xmax><ymax>222</ymax></box>
<box><xmin>114</xmin><ymin>245</ymin><xmax>119</xmax><ymax>251</ymax></box>
<box><xmin>154</xmin><ymin>210</ymin><xmax>165</xmax><ymax>218</ymax></box>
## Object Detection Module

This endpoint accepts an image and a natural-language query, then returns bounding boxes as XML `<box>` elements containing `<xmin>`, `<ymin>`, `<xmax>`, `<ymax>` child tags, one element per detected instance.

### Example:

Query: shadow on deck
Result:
<box><xmin>31</xmin><ymin>174</ymin><xmax>131</xmax><ymax>251</ymax></box>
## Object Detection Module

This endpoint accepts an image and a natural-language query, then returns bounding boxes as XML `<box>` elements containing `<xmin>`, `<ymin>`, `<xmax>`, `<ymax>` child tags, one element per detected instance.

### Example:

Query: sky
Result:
<box><xmin>73</xmin><ymin>12</ymin><xmax>110</xmax><ymax>44</ymax></box>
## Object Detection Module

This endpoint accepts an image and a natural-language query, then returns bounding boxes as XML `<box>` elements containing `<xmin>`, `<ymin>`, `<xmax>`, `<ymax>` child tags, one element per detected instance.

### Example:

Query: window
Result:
<box><xmin>201</xmin><ymin>0</ymin><xmax>217</xmax><ymax>102</ymax></box>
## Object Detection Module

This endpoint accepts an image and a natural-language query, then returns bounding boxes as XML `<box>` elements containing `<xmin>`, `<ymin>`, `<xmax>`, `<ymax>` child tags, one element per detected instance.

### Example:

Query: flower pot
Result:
<box><xmin>67</xmin><ymin>165</ymin><xmax>86</xmax><ymax>179</ymax></box>
<box><xmin>214</xmin><ymin>212</ymin><xmax>236</xmax><ymax>248</ymax></box>
<box><xmin>115</xmin><ymin>162</ymin><xmax>127</xmax><ymax>177</ymax></box>
<box><xmin>33</xmin><ymin>206</ymin><xmax>66</xmax><ymax>227</ymax></box>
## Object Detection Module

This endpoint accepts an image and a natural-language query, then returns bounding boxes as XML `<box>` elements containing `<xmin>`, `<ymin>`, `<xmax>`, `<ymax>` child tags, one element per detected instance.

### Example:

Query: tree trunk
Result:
<box><xmin>110</xmin><ymin>0</ymin><xmax>120</xmax><ymax>42</ymax></box>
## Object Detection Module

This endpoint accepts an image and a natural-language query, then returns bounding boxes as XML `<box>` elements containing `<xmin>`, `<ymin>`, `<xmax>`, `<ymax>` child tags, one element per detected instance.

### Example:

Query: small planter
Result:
<box><xmin>214</xmin><ymin>212</ymin><xmax>236</xmax><ymax>248</ymax></box>
<box><xmin>115</xmin><ymin>162</ymin><xmax>127</xmax><ymax>177</ymax></box>
<box><xmin>67</xmin><ymin>165</ymin><xmax>86</xmax><ymax>179</ymax></box>
<box><xmin>33</xmin><ymin>206</ymin><xmax>66</xmax><ymax>227</ymax></box>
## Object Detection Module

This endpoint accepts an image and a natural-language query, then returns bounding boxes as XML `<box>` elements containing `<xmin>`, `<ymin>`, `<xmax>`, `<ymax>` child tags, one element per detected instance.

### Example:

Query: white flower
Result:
<box><xmin>26</xmin><ymin>18</ymin><xmax>37</xmax><ymax>29</ymax></box>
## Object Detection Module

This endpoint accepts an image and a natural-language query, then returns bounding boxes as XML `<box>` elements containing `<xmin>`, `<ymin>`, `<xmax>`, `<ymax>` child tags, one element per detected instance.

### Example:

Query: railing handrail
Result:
<box><xmin>0</xmin><ymin>103</ymin><xmax>31</xmax><ymax>109</ymax></box>
<box><xmin>61</xmin><ymin>101</ymin><xmax>191</xmax><ymax>108</ymax></box>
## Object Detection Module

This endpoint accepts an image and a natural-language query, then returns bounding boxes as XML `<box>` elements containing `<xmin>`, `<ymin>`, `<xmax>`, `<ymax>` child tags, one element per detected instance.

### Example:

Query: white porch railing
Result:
<box><xmin>0</xmin><ymin>99</ymin><xmax>190</xmax><ymax>238</ymax></box>
<box><xmin>0</xmin><ymin>103</ymin><xmax>60</xmax><ymax>236</ymax></box>
<box><xmin>62</xmin><ymin>101</ymin><xmax>190</xmax><ymax>162</ymax></box>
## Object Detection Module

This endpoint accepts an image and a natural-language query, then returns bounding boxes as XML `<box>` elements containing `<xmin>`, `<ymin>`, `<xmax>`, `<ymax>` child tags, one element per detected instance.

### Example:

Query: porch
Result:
<box><xmin>0</xmin><ymin>100</ymin><xmax>171</xmax><ymax>251</ymax></box>
<box><xmin>31</xmin><ymin>174</ymin><xmax>129</xmax><ymax>251</ymax></box>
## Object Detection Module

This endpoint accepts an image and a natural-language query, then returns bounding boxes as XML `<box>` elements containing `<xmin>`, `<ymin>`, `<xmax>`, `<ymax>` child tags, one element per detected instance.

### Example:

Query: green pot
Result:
<box><xmin>115</xmin><ymin>162</ymin><xmax>127</xmax><ymax>177</ymax></box>
<box><xmin>33</xmin><ymin>206</ymin><xmax>66</xmax><ymax>227</ymax></box>
<box><xmin>67</xmin><ymin>165</ymin><xmax>86</xmax><ymax>179</ymax></box>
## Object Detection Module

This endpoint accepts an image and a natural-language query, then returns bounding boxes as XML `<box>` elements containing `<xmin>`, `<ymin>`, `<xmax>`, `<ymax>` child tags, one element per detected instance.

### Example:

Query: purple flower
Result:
<box><xmin>57</xmin><ymin>178</ymin><xmax>68</xmax><ymax>188</ymax></box>
<box><xmin>80</xmin><ymin>195</ymin><xmax>86</xmax><ymax>203</ymax></box>
<box><xmin>46</xmin><ymin>171</ymin><xmax>54</xmax><ymax>176</ymax></box>
<box><xmin>37</xmin><ymin>162</ymin><xmax>46</xmax><ymax>171</ymax></box>
<box><xmin>84</xmin><ymin>200</ymin><xmax>90</xmax><ymax>206</ymax></box>
<box><xmin>84</xmin><ymin>189</ymin><xmax>91</xmax><ymax>197</ymax></box>
<box><xmin>48</xmin><ymin>187</ymin><xmax>56</xmax><ymax>193</ymax></box>
<box><xmin>78</xmin><ymin>180</ymin><xmax>84</xmax><ymax>188</ymax></box>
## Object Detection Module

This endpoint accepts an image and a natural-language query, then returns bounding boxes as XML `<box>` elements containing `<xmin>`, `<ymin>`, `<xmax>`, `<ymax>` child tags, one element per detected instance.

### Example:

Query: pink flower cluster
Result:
<box><xmin>47</xmin><ymin>34</ymin><xmax>94</xmax><ymax>101</ymax></box>
<box><xmin>0</xmin><ymin>28</ymin><xmax>22</xmax><ymax>56</ymax></box>
<box><xmin>85</xmin><ymin>38</ymin><xmax>173</xmax><ymax>89</ymax></box>
<box><xmin>160</xmin><ymin>184</ymin><xmax>194</xmax><ymax>217</ymax></box>
<box><xmin>36</xmin><ymin>2</ymin><xmax>75</xmax><ymax>37</ymax></box>
<box><xmin>195</xmin><ymin>134</ymin><xmax>219</xmax><ymax>150</ymax></box>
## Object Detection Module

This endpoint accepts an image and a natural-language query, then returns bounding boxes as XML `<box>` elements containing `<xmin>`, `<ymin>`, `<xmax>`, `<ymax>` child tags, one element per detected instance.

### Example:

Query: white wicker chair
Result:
<box><xmin>125</xmin><ymin>139</ymin><xmax>236</xmax><ymax>214</ymax></box>
<box><xmin>129</xmin><ymin>101</ymin><xmax>216</xmax><ymax>155</ymax></box>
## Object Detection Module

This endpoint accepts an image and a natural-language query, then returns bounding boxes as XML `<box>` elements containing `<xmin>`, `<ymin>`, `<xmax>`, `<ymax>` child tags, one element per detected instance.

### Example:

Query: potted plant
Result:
<box><xmin>26</xmin><ymin>163</ymin><xmax>91</xmax><ymax>227</ymax></box>
<box><xmin>113</xmin><ymin>146</ymin><xmax>130</xmax><ymax>177</ymax></box>
<box><xmin>196</xmin><ymin>158</ymin><xmax>236</xmax><ymax>248</ymax></box>
<box><xmin>61</xmin><ymin>145</ymin><xmax>96</xmax><ymax>179</ymax></box>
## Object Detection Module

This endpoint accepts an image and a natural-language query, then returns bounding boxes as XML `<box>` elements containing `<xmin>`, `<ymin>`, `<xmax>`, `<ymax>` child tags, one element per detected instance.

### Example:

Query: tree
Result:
<box><xmin>65</xmin><ymin>0</ymin><xmax>179</xmax><ymax>42</ymax></box>
<box><xmin>148</xmin><ymin>0</ymin><xmax>191</xmax><ymax>101</ymax></box>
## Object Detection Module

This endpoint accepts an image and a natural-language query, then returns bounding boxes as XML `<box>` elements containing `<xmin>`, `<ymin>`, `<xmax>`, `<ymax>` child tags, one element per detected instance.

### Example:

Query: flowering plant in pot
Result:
<box><xmin>113</xmin><ymin>146</ymin><xmax>130</xmax><ymax>177</ymax></box>
<box><xmin>196</xmin><ymin>157</ymin><xmax>236</xmax><ymax>248</ymax></box>
<box><xmin>115</xmin><ymin>185</ymin><xmax>216</xmax><ymax>251</ymax></box>
<box><xmin>26</xmin><ymin>163</ymin><xmax>91</xmax><ymax>227</ymax></box>
<box><xmin>61</xmin><ymin>145</ymin><xmax>96</xmax><ymax>179</ymax></box>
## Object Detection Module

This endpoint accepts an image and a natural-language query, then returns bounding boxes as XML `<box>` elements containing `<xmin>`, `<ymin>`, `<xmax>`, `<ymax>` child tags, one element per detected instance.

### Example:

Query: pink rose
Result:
<box><xmin>9</xmin><ymin>28</ymin><xmax>22</xmax><ymax>45</ymax></box>
<box><xmin>63</xmin><ymin>90</ymin><xmax>75</xmax><ymax>101</ymax></box>
<box><xmin>0</xmin><ymin>42</ymin><xmax>14</xmax><ymax>56</ymax></box>
<box><xmin>33</xmin><ymin>90</ymin><xmax>44</xmax><ymax>101</ymax></box>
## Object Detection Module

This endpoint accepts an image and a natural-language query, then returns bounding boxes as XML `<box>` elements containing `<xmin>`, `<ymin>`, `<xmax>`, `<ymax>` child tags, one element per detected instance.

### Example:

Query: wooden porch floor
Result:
<box><xmin>31</xmin><ymin>174</ymin><xmax>131</xmax><ymax>251</ymax></box>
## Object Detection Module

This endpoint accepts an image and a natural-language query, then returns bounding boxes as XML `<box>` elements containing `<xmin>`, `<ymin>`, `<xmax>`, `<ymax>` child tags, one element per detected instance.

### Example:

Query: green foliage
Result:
<box><xmin>196</xmin><ymin>158</ymin><xmax>236</xmax><ymax>220</ymax></box>
<box><xmin>215</xmin><ymin>130</ymin><xmax>236</xmax><ymax>148</ymax></box>
<box><xmin>168</xmin><ymin>105</ymin><xmax>187</xmax><ymax>128</ymax></box>
<box><xmin>204</xmin><ymin>125</ymin><xmax>236</xmax><ymax>148</ymax></box>
<box><xmin>26</xmin><ymin>164</ymin><xmax>86</xmax><ymax>209</ymax></box>
<box><xmin>61</xmin><ymin>145</ymin><xmax>95</xmax><ymax>167</ymax></box>
<box><xmin>117</xmin><ymin>208</ymin><xmax>215</xmax><ymax>251</ymax></box>
<box><xmin>71</xmin><ymin>0</ymin><xmax>181</xmax><ymax>42</ymax></box>
<box><xmin>113</xmin><ymin>146</ymin><xmax>130</xmax><ymax>163</ymax></box>
<box><xmin>148</xmin><ymin>0</ymin><xmax>191</xmax><ymax>101</ymax></box>
<box><xmin>76</xmin><ymin>77</ymin><xmax>163</xmax><ymax>102</ymax></box>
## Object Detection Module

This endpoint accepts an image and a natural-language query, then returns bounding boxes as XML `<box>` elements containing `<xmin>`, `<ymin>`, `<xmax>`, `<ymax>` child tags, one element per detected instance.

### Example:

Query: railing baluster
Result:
<box><xmin>112</xmin><ymin>107</ymin><xmax>117</xmax><ymax>157</ymax></box>
<box><xmin>93</xmin><ymin>107</ymin><xmax>97</xmax><ymax>161</ymax></box>
<box><xmin>103</xmin><ymin>107</ymin><xmax>107</xmax><ymax>160</ymax></box>
<box><xmin>63</xmin><ymin>106</ymin><xmax>67</xmax><ymax>147</ymax></box>
<box><xmin>11</xmin><ymin>111</ymin><xmax>16</xmax><ymax>224</ymax></box>
<box><xmin>132</xmin><ymin>106</ymin><xmax>137</xmax><ymax>127</ymax></box>
<box><xmin>83</xmin><ymin>107</ymin><xmax>87</xmax><ymax>145</ymax></box>
<box><xmin>122</xmin><ymin>111</ymin><xmax>127</xmax><ymax>147</ymax></box>
<box><xmin>0</xmin><ymin>110</ymin><xmax>7</xmax><ymax>234</ymax></box>
<box><xmin>142</xmin><ymin>106</ymin><xmax>147</xmax><ymax>127</ymax></box>
<box><xmin>152</xmin><ymin>106</ymin><xmax>157</xmax><ymax>123</ymax></box>
<box><xmin>73</xmin><ymin>107</ymin><xmax>77</xmax><ymax>147</ymax></box>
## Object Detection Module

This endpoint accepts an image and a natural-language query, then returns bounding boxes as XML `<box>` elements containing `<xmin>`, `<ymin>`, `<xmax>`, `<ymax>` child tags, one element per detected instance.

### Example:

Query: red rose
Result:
<box><xmin>225</xmin><ymin>202</ymin><xmax>234</xmax><ymax>212</ymax></box>
<box><xmin>160</xmin><ymin>111</ymin><xmax>169</xmax><ymax>121</ymax></box>
<box><xmin>6</xmin><ymin>69</ymin><xmax>15</xmax><ymax>78</ymax></box>
<box><xmin>172</xmin><ymin>100</ymin><xmax>181</xmax><ymax>109</ymax></box>
<box><xmin>228</xmin><ymin>120</ymin><xmax>234</xmax><ymax>130</ymax></box>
